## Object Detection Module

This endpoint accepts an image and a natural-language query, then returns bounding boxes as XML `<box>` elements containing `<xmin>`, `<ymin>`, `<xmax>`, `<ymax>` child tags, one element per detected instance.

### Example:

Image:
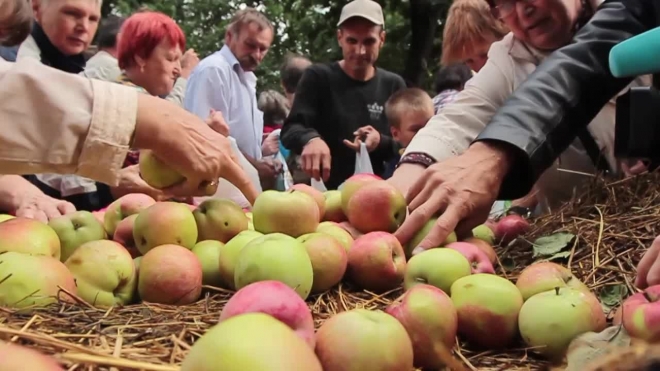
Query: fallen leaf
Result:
<box><xmin>565</xmin><ymin>326</ymin><xmax>632</xmax><ymax>371</ymax></box>
<box><xmin>599</xmin><ymin>284</ymin><xmax>627</xmax><ymax>309</ymax></box>
<box><xmin>532</xmin><ymin>232</ymin><xmax>575</xmax><ymax>258</ymax></box>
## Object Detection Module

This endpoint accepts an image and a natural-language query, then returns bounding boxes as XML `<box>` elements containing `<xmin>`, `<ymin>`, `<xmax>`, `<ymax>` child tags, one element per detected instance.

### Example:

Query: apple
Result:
<box><xmin>0</xmin><ymin>214</ymin><xmax>15</xmax><ymax>223</ymax></box>
<box><xmin>0</xmin><ymin>217</ymin><xmax>61</xmax><ymax>259</ymax></box>
<box><xmin>495</xmin><ymin>214</ymin><xmax>530</xmax><ymax>245</ymax></box>
<box><xmin>0</xmin><ymin>341</ymin><xmax>64</xmax><ymax>371</ymax></box>
<box><xmin>252</xmin><ymin>190</ymin><xmax>319</xmax><ymax>237</ymax></box>
<box><xmin>48</xmin><ymin>210</ymin><xmax>107</xmax><ymax>262</ymax></box>
<box><xmin>339</xmin><ymin>221</ymin><xmax>363</xmax><ymax>240</ymax></box>
<box><xmin>322</xmin><ymin>190</ymin><xmax>346</xmax><ymax>222</ymax></box>
<box><xmin>112</xmin><ymin>214</ymin><xmax>140</xmax><ymax>257</ymax></box>
<box><xmin>234</xmin><ymin>233</ymin><xmax>314</xmax><ymax>300</ymax></box>
<box><xmin>180</xmin><ymin>313</ymin><xmax>323</xmax><ymax>371</ymax></box>
<box><xmin>446</xmin><ymin>241</ymin><xmax>495</xmax><ymax>274</ymax></box>
<box><xmin>464</xmin><ymin>237</ymin><xmax>497</xmax><ymax>264</ymax></box>
<box><xmin>64</xmin><ymin>240</ymin><xmax>137</xmax><ymax>307</ymax></box>
<box><xmin>298</xmin><ymin>232</ymin><xmax>347</xmax><ymax>293</ymax></box>
<box><xmin>133</xmin><ymin>201</ymin><xmax>198</xmax><ymax>255</ymax></box>
<box><xmin>515</xmin><ymin>262</ymin><xmax>590</xmax><ymax>301</ymax></box>
<box><xmin>519</xmin><ymin>287</ymin><xmax>607</xmax><ymax>359</ymax></box>
<box><xmin>219</xmin><ymin>280</ymin><xmax>316</xmax><ymax>348</ymax></box>
<box><xmin>405</xmin><ymin>217</ymin><xmax>458</xmax><ymax>259</ymax></box>
<box><xmin>92</xmin><ymin>211</ymin><xmax>106</xmax><ymax>230</ymax></box>
<box><xmin>193</xmin><ymin>198</ymin><xmax>249</xmax><ymax>243</ymax></box>
<box><xmin>192</xmin><ymin>240</ymin><xmax>224</xmax><ymax>287</ymax></box>
<box><xmin>386</xmin><ymin>284</ymin><xmax>458</xmax><ymax>369</ymax></box>
<box><xmin>138</xmin><ymin>244</ymin><xmax>202</xmax><ymax>305</ymax></box>
<box><xmin>0</xmin><ymin>251</ymin><xmax>76</xmax><ymax>309</ymax></box>
<box><xmin>290</xmin><ymin>183</ymin><xmax>326</xmax><ymax>218</ymax></box>
<box><xmin>622</xmin><ymin>285</ymin><xmax>660</xmax><ymax>342</ymax></box>
<box><xmin>217</xmin><ymin>230</ymin><xmax>263</xmax><ymax>289</ymax></box>
<box><xmin>315</xmin><ymin>309</ymin><xmax>414</xmax><ymax>371</ymax></box>
<box><xmin>450</xmin><ymin>274</ymin><xmax>524</xmax><ymax>349</ymax></box>
<box><xmin>339</xmin><ymin>173</ymin><xmax>382</xmax><ymax>214</ymax></box>
<box><xmin>404</xmin><ymin>248</ymin><xmax>471</xmax><ymax>294</ymax></box>
<box><xmin>245</xmin><ymin>211</ymin><xmax>254</xmax><ymax>230</ymax></box>
<box><xmin>345</xmin><ymin>181</ymin><xmax>406</xmax><ymax>234</ymax></box>
<box><xmin>347</xmin><ymin>232</ymin><xmax>406</xmax><ymax>293</ymax></box>
<box><xmin>139</xmin><ymin>150</ymin><xmax>185</xmax><ymax>189</ymax></box>
<box><xmin>471</xmin><ymin>223</ymin><xmax>496</xmax><ymax>245</ymax></box>
<box><xmin>316</xmin><ymin>221</ymin><xmax>354</xmax><ymax>252</ymax></box>
<box><xmin>103</xmin><ymin>193</ymin><xmax>156</xmax><ymax>237</ymax></box>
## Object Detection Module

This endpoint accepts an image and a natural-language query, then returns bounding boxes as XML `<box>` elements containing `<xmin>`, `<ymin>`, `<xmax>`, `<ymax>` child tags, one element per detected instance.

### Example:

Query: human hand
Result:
<box><xmin>133</xmin><ymin>94</ymin><xmax>259</xmax><ymax>205</ymax></box>
<box><xmin>206</xmin><ymin>109</ymin><xmax>229</xmax><ymax>137</ymax></box>
<box><xmin>386</xmin><ymin>163</ymin><xmax>427</xmax><ymax>202</ymax></box>
<box><xmin>343</xmin><ymin>126</ymin><xmax>380</xmax><ymax>152</ymax></box>
<box><xmin>14</xmin><ymin>192</ymin><xmax>76</xmax><ymax>222</ymax></box>
<box><xmin>621</xmin><ymin>159</ymin><xmax>649</xmax><ymax>178</ymax></box>
<box><xmin>254</xmin><ymin>157</ymin><xmax>282</xmax><ymax>179</ymax></box>
<box><xmin>301</xmin><ymin>138</ymin><xmax>331</xmax><ymax>182</ymax></box>
<box><xmin>635</xmin><ymin>235</ymin><xmax>660</xmax><ymax>289</ymax></box>
<box><xmin>262</xmin><ymin>131</ymin><xmax>280</xmax><ymax>156</ymax></box>
<box><xmin>394</xmin><ymin>142</ymin><xmax>514</xmax><ymax>255</ymax></box>
<box><xmin>180</xmin><ymin>48</ymin><xmax>200</xmax><ymax>78</ymax></box>
<box><xmin>112</xmin><ymin>165</ymin><xmax>173</xmax><ymax>201</ymax></box>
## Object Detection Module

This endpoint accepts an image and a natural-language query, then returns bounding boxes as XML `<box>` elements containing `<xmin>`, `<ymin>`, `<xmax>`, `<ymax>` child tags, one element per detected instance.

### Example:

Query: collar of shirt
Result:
<box><xmin>218</xmin><ymin>45</ymin><xmax>257</xmax><ymax>89</ymax></box>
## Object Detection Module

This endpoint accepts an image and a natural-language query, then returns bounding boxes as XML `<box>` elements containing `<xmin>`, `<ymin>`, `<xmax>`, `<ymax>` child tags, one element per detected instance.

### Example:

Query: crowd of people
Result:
<box><xmin>1</xmin><ymin>0</ymin><xmax>660</xmax><ymax>286</ymax></box>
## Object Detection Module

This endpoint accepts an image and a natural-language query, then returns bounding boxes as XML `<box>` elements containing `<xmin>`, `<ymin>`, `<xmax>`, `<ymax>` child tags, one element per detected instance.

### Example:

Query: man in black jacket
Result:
<box><xmin>394</xmin><ymin>0</ymin><xmax>660</xmax><ymax>256</ymax></box>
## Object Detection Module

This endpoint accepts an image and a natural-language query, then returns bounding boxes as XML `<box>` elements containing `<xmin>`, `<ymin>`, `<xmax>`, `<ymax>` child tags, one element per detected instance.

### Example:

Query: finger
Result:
<box><xmin>408</xmin><ymin>179</ymin><xmax>437</xmax><ymax>211</ymax></box>
<box><xmin>220</xmin><ymin>157</ymin><xmax>260</xmax><ymax>205</ymax></box>
<box><xmin>301</xmin><ymin>155</ymin><xmax>313</xmax><ymax>177</ymax></box>
<box><xmin>454</xmin><ymin>208</ymin><xmax>489</xmax><ymax>238</ymax></box>
<box><xmin>415</xmin><ymin>203</ymin><xmax>463</xmax><ymax>253</ymax></box>
<box><xmin>57</xmin><ymin>201</ymin><xmax>76</xmax><ymax>215</ymax></box>
<box><xmin>343</xmin><ymin>139</ymin><xmax>360</xmax><ymax>152</ymax></box>
<box><xmin>636</xmin><ymin>237</ymin><xmax>660</xmax><ymax>288</ymax></box>
<box><xmin>321</xmin><ymin>153</ymin><xmax>331</xmax><ymax>182</ymax></box>
<box><xmin>646</xmin><ymin>261</ymin><xmax>660</xmax><ymax>288</ymax></box>
<box><xmin>311</xmin><ymin>153</ymin><xmax>321</xmax><ymax>181</ymax></box>
<box><xmin>406</xmin><ymin>168</ymin><xmax>436</xmax><ymax>205</ymax></box>
<box><xmin>394</xmin><ymin>194</ymin><xmax>445</xmax><ymax>247</ymax></box>
<box><xmin>42</xmin><ymin>203</ymin><xmax>65</xmax><ymax>221</ymax></box>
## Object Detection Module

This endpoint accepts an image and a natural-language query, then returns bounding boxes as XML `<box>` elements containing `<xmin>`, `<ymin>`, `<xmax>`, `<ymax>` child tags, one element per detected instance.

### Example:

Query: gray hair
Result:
<box><xmin>258</xmin><ymin>90</ymin><xmax>289</xmax><ymax>125</ymax></box>
<box><xmin>226</xmin><ymin>8</ymin><xmax>273</xmax><ymax>37</ymax></box>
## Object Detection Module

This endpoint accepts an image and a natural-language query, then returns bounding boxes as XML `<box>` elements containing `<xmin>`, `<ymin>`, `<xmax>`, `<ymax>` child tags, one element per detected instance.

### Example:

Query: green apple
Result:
<box><xmin>133</xmin><ymin>201</ymin><xmax>198</xmax><ymax>255</ymax></box>
<box><xmin>516</xmin><ymin>261</ymin><xmax>591</xmax><ymax>301</ymax></box>
<box><xmin>0</xmin><ymin>217</ymin><xmax>61</xmax><ymax>259</ymax></box>
<box><xmin>519</xmin><ymin>287</ymin><xmax>607</xmax><ymax>359</ymax></box>
<box><xmin>192</xmin><ymin>240</ymin><xmax>224</xmax><ymax>287</ymax></box>
<box><xmin>471</xmin><ymin>224</ymin><xmax>496</xmax><ymax>246</ymax></box>
<box><xmin>180</xmin><ymin>313</ymin><xmax>322</xmax><ymax>371</ymax></box>
<box><xmin>322</xmin><ymin>190</ymin><xmax>346</xmax><ymax>222</ymax></box>
<box><xmin>139</xmin><ymin>244</ymin><xmax>203</xmax><ymax>305</ymax></box>
<box><xmin>290</xmin><ymin>183</ymin><xmax>326</xmax><ymax>218</ymax></box>
<box><xmin>218</xmin><ymin>230</ymin><xmax>263</xmax><ymax>289</ymax></box>
<box><xmin>450</xmin><ymin>274</ymin><xmax>523</xmax><ymax>349</ymax></box>
<box><xmin>245</xmin><ymin>212</ymin><xmax>254</xmax><ymax>230</ymax></box>
<box><xmin>316</xmin><ymin>221</ymin><xmax>354</xmax><ymax>252</ymax></box>
<box><xmin>139</xmin><ymin>150</ymin><xmax>185</xmax><ymax>189</ymax></box>
<box><xmin>64</xmin><ymin>240</ymin><xmax>137</xmax><ymax>307</ymax></box>
<box><xmin>103</xmin><ymin>193</ymin><xmax>156</xmax><ymax>237</ymax></box>
<box><xmin>315</xmin><ymin>309</ymin><xmax>414</xmax><ymax>370</ymax></box>
<box><xmin>405</xmin><ymin>217</ymin><xmax>458</xmax><ymax>259</ymax></box>
<box><xmin>386</xmin><ymin>284</ymin><xmax>458</xmax><ymax>369</ymax></box>
<box><xmin>339</xmin><ymin>173</ymin><xmax>382</xmax><ymax>214</ymax></box>
<box><xmin>234</xmin><ymin>233</ymin><xmax>313</xmax><ymax>300</ymax></box>
<box><xmin>347</xmin><ymin>232</ymin><xmax>406</xmax><ymax>293</ymax></box>
<box><xmin>298</xmin><ymin>232</ymin><xmax>347</xmax><ymax>293</ymax></box>
<box><xmin>404</xmin><ymin>248</ymin><xmax>471</xmax><ymax>294</ymax></box>
<box><xmin>193</xmin><ymin>198</ymin><xmax>248</xmax><ymax>243</ymax></box>
<box><xmin>0</xmin><ymin>214</ymin><xmax>15</xmax><ymax>223</ymax></box>
<box><xmin>252</xmin><ymin>190</ymin><xmax>319</xmax><ymax>237</ymax></box>
<box><xmin>0</xmin><ymin>252</ymin><xmax>76</xmax><ymax>309</ymax></box>
<box><xmin>48</xmin><ymin>210</ymin><xmax>107</xmax><ymax>262</ymax></box>
<box><xmin>345</xmin><ymin>181</ymin><xmax>406</xmax><ymax>234</ymax></box>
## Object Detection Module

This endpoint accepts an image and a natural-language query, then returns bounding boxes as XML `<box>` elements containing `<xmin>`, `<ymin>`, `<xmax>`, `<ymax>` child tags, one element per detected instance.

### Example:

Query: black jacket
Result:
<box><xmin>474</xmin><ymin>0</ymin><xmax>660</xmax><ymax>199</ymax></box>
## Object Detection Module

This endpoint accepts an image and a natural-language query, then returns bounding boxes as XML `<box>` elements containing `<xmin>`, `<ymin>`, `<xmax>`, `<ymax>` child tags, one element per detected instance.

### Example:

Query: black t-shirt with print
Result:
<box><xmin>281</xmin><ymin>62</ymin><xmax>406</xmax><ymax>189</ymax></box>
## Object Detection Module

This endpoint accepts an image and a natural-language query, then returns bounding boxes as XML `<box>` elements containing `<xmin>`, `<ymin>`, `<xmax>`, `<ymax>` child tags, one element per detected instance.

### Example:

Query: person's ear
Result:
<box><xmin>32</xmin><ymin>0</ymin><xmax>44</xmax><ymax>23</ymax></box>
<box><xmin>390</xmin><ymin>126</ymin><xmax>400</xmax><ymax>141</ymax></box>
<box><xmin>379</xmin><ymin>29</ymin><xmax>386</xmax><ymax>47</ymax></box>
<box><xmin>336</xmin><ymin>28</ymin><xmax>342</xmax><ymax>46</ymax></box>
<box><xmin>134</xmin><ymin>54</ymin><xmax>146</xmax><ymax>71</ymax></box>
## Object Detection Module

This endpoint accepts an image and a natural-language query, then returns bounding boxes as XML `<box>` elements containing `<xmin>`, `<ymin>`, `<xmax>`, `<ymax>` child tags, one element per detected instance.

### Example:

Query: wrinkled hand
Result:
<box><xmin>301</xmin><ymin>138</ymin><xmax>331</xmax><ymax>182</ymax></box>
<box><xmin>206</xmin><ymin>109</ymin><xmax>229</xmax><ymax>137</ymax></box>
<box><xmin>262</xmin><ymin>131</ymin><xmax>280</xmax><ymax>157</ymax></box>
<box><xmin>394</xmin><ymin>142</ymin><xmax>513</xmax><ymax>255</ymax></box>
<box><xmin>114</xmin><ymin>165</ymin><xmax>173</xmax><ymax>201</ymax></box>
<box><xmin>635</xmin><ymin>235</ymin><xmax>660</xmax><ymax>289</ymax></box>
<box><xmin>180</xmin><ymin>48</ymin><xmax>200</xmax><ymax>78</ymax></box>
<box><xmin>14</xmin><ymin>193</ymin><xmax>76</xmax><ymax>222</ymax></box>
<box><xmin>621</xmin><ymin>159</ymin><xmax>649</xmax><ymax>178</ymax></box>
<box><xmin>343</xmin><ymin>126</ymin><xmax>380</xmax><ymax>152</ymax></box>
<box><xmin>254</xmin><ymin>157</ymin><xmax>283</xmax><ymax>179</ymax></box>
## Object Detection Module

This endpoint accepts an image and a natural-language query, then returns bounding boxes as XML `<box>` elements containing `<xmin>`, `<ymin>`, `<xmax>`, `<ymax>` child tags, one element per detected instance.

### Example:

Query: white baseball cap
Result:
<box><xmin>337</xmin><ymin>0</ymin><xmax>385</xmax><ymax>27</ymax></box>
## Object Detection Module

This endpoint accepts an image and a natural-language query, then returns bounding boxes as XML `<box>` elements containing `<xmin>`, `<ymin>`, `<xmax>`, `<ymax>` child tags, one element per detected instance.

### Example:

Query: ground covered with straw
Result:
<box><xmin>1</xmin><ymin>172</ymin><xmax>659</xmax><ymax>370</ymax></box>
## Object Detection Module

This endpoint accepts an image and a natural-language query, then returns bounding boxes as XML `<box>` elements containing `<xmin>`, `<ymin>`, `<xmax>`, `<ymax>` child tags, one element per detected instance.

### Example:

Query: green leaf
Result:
<box><xmin>499</xmin><ymin>257</ymin><xmax>516</xmax><ymax>272</ymax></box>
<box><xmin>531</xmin><ymin>232</ymin><xmax>575</xmax><ymax>258</ymax></box>
<box><xmin>547</xmin><ymin>250</ymin><xmax>572</xmax><ymax>261</ymax></box>
<box><xmin>599</xmin><ymin>284</ymin><xmax>627</xmax><ymax>308</ymax></box>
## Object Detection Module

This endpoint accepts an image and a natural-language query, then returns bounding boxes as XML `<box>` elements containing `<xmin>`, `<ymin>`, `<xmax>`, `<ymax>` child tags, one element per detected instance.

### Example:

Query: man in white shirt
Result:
<box><xmin>184</xmin><ymin>8</ymin><xmax>280</xmax><ymax>183</ymax></box>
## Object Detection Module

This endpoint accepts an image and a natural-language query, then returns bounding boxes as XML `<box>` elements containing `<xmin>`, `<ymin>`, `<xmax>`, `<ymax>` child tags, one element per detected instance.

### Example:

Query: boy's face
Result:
<box><xmin>391</xmin><ymin>107</ymin><xmax>434</xmax><ymax>148</ymax></box>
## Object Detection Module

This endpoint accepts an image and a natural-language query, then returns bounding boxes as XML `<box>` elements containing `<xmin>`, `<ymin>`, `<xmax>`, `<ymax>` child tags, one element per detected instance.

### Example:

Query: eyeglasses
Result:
<box><xmin>490</xmin><ymin>0</ymin><xmax>539</xmax><ymax>19</ymax></box>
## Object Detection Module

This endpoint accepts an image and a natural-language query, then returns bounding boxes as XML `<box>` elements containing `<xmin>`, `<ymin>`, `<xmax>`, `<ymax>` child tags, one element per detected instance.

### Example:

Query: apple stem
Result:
<box><xmin>555</xmin><ymin>287</ymin><xmax>560</xmax><ymax>296</ymax></box>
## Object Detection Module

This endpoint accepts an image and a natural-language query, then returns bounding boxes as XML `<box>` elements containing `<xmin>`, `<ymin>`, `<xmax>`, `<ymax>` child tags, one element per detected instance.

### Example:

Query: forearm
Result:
<box><xmin>280</xmin><ymin>121</ymin><xmax>320</xmax><ymax>154</ymax></box>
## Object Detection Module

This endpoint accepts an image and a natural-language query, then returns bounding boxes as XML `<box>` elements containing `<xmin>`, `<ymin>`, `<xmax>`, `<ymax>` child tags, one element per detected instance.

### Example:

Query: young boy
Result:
<box><xmin>381</xmin><ymin>88</ymin><xmax>435</xmax><ymax>178</ymax></box>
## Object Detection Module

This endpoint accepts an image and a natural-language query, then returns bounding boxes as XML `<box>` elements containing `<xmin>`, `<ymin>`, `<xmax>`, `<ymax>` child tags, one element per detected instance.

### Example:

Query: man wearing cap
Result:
<box><xmin>281</xmin><ymin>0</ymin><xmax>406</xmax><ymax>189</ymax></box>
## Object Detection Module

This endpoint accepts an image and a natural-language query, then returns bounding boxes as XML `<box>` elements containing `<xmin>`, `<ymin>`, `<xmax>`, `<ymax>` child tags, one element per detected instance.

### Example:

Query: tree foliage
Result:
<box><xmin>102</xmin><ymin>0</ymin><xmax>450</xmax><ymax>93</ymax></box>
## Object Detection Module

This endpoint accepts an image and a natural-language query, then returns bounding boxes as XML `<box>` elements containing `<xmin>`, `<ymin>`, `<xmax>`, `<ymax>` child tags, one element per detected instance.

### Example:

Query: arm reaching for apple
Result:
<box><xmin>0</xmin><ymin>175</ymin><xmax>76</xmax><ymax>222</ymax></box>
<box><xmin>635</xmin><ymin>236</ymin><xmax>660</xmax><ymax>289</ymax></box>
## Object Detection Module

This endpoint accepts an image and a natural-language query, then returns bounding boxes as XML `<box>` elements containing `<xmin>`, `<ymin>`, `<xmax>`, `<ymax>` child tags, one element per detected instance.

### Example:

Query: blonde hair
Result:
<box><xmin>441</xmin><ymin>0</ymin><xmax>508</xmax><ymax>66</ymax></box>
<box><xmin>385</xmin><ymin>88</ymin><xmax>433</xmax><ymax>129</ymax></box>
<box><xmin>226</xmin><ymin>8</ymin><xmax>273</xmax><ymax>37</ymax></box>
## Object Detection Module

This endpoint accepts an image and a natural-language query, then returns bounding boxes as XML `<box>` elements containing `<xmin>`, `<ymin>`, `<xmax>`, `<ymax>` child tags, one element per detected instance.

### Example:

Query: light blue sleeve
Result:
<box><xmin>183</xmin><ymin>65</ymin><xmax>230</xmax><ymax>120</ymax></box>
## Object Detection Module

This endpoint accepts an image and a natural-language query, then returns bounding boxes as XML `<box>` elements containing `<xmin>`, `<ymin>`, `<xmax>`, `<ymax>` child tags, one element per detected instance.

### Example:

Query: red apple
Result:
<box><xmin>464</xmin><ymin>237</ymin><xmax>497</xmax><ymax>264</ymax></box>
<box><xmin>339</xmin><ymin>221</ymin><xmax>363</xmax><ymax>240</ymax></box>
<box><xmin>386</xmin><ymin>284</ymin><xmax>458</xmax><ymax>369</ymax></box>
<box><xmin>339</xmin><ymin>173</ymin><xmax>382</xmax><ymax>214</ymax></box>
<box><xmin>495</xmin><ymin>214</ymin><xmax>530</xmax><ymax>245</ymax></box>
<box><xmin>112</xmin><ymin>214</ymin><xmax>140</xmax><ymax>257</ymax></box>
<box><xmin>347</xmin><ymin>232</ymin><xmax>406</xmax><ymax>292</ymax></box>
<box><xmin>515</xmin><ymin>262</ymin><xmax>590</xmax><ymax>301</ymax></box>
<box><xmin>622</xmin><ymin>284</ymin><xmax>660</xmax><ymax>342</ymax></box>
<box><xmin>446</xmin><ymin>241</ymin><xmax>495</xmax><ymax>274</ymax></box>
<box><xmin>138</xmin><ymin>244</ymin><xmax>202</xmax><ymax>305</ymax></box>
<box><xmin>219</xmin><ymin>281</ymin><xmax>316</xmax><ymax>348</ymax></box>
<box><xmin>345</xmin><ymin>181</ymin><xmax>407</xmax><ymax>234</ymax></box>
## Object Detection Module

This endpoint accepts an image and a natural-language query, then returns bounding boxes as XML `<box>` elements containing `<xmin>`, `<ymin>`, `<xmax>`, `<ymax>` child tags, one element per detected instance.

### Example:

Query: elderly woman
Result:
<box><xmin>390</xmin><ymin>0</ymin><xmax>650</xmax><ymax>228</ymax></box>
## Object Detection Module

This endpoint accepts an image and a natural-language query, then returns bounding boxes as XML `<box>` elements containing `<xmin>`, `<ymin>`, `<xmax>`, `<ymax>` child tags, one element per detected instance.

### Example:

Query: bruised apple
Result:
<box><xmin>193</xmin><ymin>198</ymin><xmax>249</xmax><ymax>243</ymax></box>
<box><xmin>345</xmin><ymin>181</ymin><xmax>406</xmax><ymax>234</ymax></box>
<box><xmin>298</xmin><ymin>232</ymin><xmax>347</xmax><ymax>293</ymax></box>
<box><xmin>347</xmin><ymin>232</ymin><xmax>406</xmax><ymax>293</ymax></box>
<box><xmin>138</xmin><ymin>244</ymin><xmax>202</xmax><ymax>305</ymax></box>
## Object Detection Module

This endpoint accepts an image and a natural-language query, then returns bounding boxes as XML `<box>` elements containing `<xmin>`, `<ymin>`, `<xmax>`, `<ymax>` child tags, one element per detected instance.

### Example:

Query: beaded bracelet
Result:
<box><xmin>396</xmin><ymin>152</ymin><xmax>437</xmax><ymax>169</ymax></box>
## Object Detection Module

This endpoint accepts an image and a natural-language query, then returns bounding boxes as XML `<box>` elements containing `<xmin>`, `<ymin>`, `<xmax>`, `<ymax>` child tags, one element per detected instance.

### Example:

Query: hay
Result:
<box><xmin>1</xmin><ymin>172</ymin><xmax>659</xmax><ymax>371</ymax></box>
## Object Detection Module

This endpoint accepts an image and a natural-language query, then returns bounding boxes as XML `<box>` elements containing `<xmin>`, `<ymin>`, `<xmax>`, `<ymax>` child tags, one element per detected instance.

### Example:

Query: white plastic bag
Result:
<box><xmin>354</xmin><ymin>142</ymin><xmax>374</xmax><ymax>174</ymax></box>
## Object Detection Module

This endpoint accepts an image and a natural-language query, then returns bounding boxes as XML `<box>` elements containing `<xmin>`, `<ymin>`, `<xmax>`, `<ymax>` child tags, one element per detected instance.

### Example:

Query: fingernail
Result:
<box><xmin>412</xmin><ymin>247</ymin><xmax>425</xmax><ymax>256</ymax></box>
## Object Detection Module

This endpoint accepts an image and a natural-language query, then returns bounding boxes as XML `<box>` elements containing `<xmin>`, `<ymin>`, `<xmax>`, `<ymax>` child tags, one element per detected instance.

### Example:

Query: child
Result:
<box><xmin>381</xmin><ymin>88</ymin><xmax>435</xmax><ymax>178</ymax></box>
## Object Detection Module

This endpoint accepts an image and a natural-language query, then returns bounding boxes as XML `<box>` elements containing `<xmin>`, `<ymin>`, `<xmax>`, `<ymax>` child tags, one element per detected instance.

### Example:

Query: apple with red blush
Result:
<box><xmin>447</xmin><ymin>241</ymin><xmax>495</xmax><ymax>274</ymax></box>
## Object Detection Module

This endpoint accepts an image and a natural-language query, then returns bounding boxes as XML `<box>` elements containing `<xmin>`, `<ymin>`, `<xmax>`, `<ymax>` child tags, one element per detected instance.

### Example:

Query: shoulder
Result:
<box><xmin>16</xmin><ymin>35</ymin><xmax>41</xmax><ymax>62</ymax></box>
<box><xmin>376</xmin><ymin>68</ymin><xmax>406</xmax><ymax>86</ymax></box>
<box><xmin>299</xmin><ymin>63</ymin><xmax>334</xmax><ymax>84</ymax></box>
<box><xmin>193</xmin><ymin>53</ymin><xmax>234</xmax><ymax>78</ymax></box>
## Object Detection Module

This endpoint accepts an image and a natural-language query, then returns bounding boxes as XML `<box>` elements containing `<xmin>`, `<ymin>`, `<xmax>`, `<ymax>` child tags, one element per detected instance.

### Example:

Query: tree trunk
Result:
<box><xmin>402</xmin><ymin>0</ymin><xmax>442</xmax><ymax>87</ymax></box>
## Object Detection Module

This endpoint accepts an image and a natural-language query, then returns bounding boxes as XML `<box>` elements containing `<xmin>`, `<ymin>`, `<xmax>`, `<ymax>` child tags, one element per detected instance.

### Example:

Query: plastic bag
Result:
<box><xmin>354</xmin><ymin>142</ymin><xmax>374</xmax><ymax>174</ymax></box>
<box><xmin>276</xmin><ymin>150</ymin><xmax>294</xmax><ymax>191</ymax></box>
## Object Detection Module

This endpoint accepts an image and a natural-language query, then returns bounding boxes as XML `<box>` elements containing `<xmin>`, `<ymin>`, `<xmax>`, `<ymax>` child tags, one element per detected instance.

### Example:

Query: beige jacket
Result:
<box><xmin>0</xmin><ymin>58</ymin><xmax>137</xmax><ymax>186</ymax></box>
<box><xmin>405</xmin><ymin>30</ymin><xmax>650</xmax><ymax>211</ymax></box>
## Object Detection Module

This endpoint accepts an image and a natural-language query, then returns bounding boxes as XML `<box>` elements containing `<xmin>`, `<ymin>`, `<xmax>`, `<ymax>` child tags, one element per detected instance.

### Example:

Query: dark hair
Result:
<box><xmin>97</xmin><ymin>15</ymin><xmax>125</xmax><ymax>49</ymax></box>
<box><xmin>434</xmin><ymin>63</ymin><xmax>473</xmax><ymax>94</ymax></box>
<box><xmin>280</xmin><ymin>53</ymin><xmax>311</xmax><ymax>94</ymax></box>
